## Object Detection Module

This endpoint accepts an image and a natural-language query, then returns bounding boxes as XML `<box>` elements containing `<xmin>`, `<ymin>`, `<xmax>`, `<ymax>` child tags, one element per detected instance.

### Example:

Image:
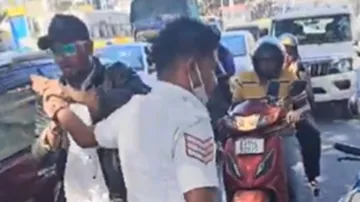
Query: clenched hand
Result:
<box><xmin>30</xmin><ymin>75</ymin><xmax>71</xmax><ymax>120</ymax></box>
<box><xmin>42</xmin><ymin>92</ymin><xmax>69</xmax><ymax>120</ymax></box>
<box><xmin>30</xmin><ymin>75</ymin><xmax>72</xmax><ymax>101</ymax></box>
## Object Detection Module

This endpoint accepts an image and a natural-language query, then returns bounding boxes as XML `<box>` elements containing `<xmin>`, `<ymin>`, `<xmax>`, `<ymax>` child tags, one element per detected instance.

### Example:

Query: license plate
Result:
<box><xmin>235</xmin><ymin>138</ymin><xmax>264</xmax><ymax>154</ymax></box>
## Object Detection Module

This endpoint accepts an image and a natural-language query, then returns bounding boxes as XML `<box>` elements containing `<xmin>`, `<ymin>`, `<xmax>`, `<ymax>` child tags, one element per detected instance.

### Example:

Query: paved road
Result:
<box><xmin>317</xmin><ymin>119</ymin><xmax>360</xmax><ymax>202</ymax></box>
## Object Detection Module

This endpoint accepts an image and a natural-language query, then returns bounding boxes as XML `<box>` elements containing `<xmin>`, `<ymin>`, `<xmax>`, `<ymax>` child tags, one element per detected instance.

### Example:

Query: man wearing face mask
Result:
<box><xmin>32</xmin><ymin>18</ymin><xmax>221</xmax><ymax>202</ymax></box>
<box><xmin>232</xmin><ymin>37</ymin><xmax>315</xmax><ymax>202</ymax></box>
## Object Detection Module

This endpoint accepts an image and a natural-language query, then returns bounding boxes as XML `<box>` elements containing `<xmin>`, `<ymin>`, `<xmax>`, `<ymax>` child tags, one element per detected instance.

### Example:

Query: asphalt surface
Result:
<box><xmin>317</xmin><ymin>118</ymin><xmax>360</xmax><ymax>202</ymax></box>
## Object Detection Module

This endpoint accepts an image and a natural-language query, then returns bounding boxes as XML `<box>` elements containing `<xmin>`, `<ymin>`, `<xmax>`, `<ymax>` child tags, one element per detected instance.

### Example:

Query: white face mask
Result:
<box><xmin>188</xmin><ymin>65</ymin><xmax>216</xmax><ymax>105</ymax></box>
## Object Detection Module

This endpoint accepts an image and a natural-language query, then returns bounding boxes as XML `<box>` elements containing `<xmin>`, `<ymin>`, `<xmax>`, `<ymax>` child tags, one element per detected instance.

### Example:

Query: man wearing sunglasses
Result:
<box><xmin>32</xmin><ymin>17</ymin><xmax>221</xmax><ymax>202</ymax></box>
<box><xmin>31</xmin><ymin>14</ymin><xmax>150</xmax><ymax>202</ymax></box>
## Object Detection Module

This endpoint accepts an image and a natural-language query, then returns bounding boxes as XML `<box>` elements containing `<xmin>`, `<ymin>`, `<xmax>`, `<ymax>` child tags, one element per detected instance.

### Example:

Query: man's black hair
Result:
<box><xmin>151</xmin><ymin>17</ymin><xmax>220</xmax><ymax>74</ymax></box>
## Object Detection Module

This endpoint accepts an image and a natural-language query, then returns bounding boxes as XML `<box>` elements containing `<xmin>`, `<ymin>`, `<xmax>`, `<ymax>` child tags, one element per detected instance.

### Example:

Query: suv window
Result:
<box><xmin>0</xmin><ymin>60</ymin><xmax>60</xmax><ymax>160</ymax></box>
<box><xmin>273</xmin><ymin>14</ymin><xmax>352</xmax><ymax>44</ymax></box>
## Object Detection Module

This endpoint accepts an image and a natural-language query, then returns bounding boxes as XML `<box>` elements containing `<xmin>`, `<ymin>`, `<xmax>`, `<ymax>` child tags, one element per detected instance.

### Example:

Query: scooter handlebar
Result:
<box><xmin>334</xmin><ymin>143</ymin><xmax>360</xmax><ymax>156</ymax></box>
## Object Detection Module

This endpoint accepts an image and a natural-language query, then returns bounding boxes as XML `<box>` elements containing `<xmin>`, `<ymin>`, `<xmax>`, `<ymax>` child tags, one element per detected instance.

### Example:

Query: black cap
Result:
<box><xmin>37</xmin><ymin>14</ymin><xmax>90</xmax><ymax>50</ymax></box>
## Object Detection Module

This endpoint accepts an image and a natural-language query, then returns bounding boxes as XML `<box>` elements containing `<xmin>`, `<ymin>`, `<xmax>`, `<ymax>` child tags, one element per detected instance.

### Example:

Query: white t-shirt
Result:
<box><xmin>64</xmin><ymin>104</ymin><xmax>111</xmax><ymax>202</ymax></box>
<box><xmin>94</xmin><ymin>80</ymin><xmax>219</xmax><ymax>202</ymax></box>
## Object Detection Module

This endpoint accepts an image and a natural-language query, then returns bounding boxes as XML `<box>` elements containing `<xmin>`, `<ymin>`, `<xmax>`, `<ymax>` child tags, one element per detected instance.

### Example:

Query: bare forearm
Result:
<box><xmin>68</xmin><ymin>89</ymin><xmax>100</xmax><ymax>119</ymax></box>
<box><xmin>56</xmin><ymin>108</ymin><xmax>98</xmax><ymax>148</ymax></box>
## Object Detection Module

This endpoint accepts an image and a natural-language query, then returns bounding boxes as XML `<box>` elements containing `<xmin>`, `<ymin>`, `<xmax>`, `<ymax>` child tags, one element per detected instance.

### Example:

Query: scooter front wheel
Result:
<box><xmin>232</xmin><ymin>190</ymin><xmax>270</xmax><ymax>202</ymax></box>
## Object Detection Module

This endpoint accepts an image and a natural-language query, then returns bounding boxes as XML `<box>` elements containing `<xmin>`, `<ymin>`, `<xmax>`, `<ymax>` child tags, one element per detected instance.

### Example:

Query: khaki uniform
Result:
<box><xmin>232</xmin><ymin>68</ymin><xmax>298</xmax><ymax>102</ymax></box>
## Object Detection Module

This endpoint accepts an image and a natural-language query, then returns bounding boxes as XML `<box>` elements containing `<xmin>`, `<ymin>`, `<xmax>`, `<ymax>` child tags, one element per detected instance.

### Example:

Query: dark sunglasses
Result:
<box><xmin>50</xmin><ymin>41</ymin><xmax>88</xmax><ymax>57</ymax></box>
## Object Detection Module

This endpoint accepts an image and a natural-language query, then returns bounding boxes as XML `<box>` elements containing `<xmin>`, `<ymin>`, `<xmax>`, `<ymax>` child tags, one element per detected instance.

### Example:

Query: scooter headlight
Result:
<box><xmin>331</xmin><ymin>58</ymin><xmax>352</xmax><ymax>73</ymax></box>
<box><xmin>256</xmin><ymin>150</ymin><xmax>274</xmax><ymax>178</ymax></box>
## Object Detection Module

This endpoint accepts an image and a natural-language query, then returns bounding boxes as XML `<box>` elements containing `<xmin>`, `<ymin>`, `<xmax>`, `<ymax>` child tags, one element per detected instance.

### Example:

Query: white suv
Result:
<box><xmin>271</xmin><ymin>6</ymin><xmax>358</xmax><ymax>117</ymax></box>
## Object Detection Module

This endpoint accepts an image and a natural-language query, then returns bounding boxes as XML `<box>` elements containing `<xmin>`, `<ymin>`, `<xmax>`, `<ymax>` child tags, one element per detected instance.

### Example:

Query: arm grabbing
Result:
<box><xmin>55</xmin><ymin>107</ymin><xmax>97</xmax><ymax>148</ymax></box>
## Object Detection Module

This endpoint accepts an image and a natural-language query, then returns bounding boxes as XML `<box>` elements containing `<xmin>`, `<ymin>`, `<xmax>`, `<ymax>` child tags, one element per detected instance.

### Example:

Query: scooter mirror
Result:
<box><xmin>289</xmin><ymin>80</ymin><xmax>307</xmax><ymax>97</ymax></box>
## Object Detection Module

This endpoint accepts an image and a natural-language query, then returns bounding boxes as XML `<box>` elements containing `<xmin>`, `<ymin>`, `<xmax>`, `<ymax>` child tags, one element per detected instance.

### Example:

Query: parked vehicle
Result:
<box><xmin>130</xmin><ymin>0</ymin><xmax>200</xmax><ymax>42</ymax></box>
<box><xmin>334</xmin><ymin>143</ymin><xmax>360</xmax><ymax>202</ymax></box>
<box><xmin>95</xmin><ymin>42</ymin><xmax>156</xmax><ymax>86</ymax></box>
<box><xmin>271</xmin><ymin>6</ymin><xmax>358</xmax><ymax>117</ymax></box>
<box><xmin>0</xmin><ymin>51</ymin><xmax>59</xmax><ymax>202</ymax></box>
<box><xmin>219</xmin><ymin>81</ymin><xmax>306</xmax><ymax>202</ymax></box>
<box><xmin>221</xmin><ymin>31</ymin><xmax>256</xmax><ymax>75</ymax></box>
<box><xmin>225</xmin><ymin>23</ymin><xmax>261</xmax><ymax>40</ymax></box>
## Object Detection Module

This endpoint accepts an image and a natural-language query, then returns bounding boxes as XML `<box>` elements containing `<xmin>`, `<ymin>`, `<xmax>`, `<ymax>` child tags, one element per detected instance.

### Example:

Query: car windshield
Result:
<box><xmin>97</xmin><ymin>46</ymin><xmax>145</xmax><ymax>71</ymax></box>
<box><xmin>273</xmin><ymin>14</ymin><xmax>352</xmax><ymax>44</ymax></box>
<box><xmin>221</xmin><ymin>34</ymin><xmax>247</xmax><ymax>56</ymax></box>
<box><xmin>130</xmin><ymin>0</ymin><xmax>198</xmax><ymax>23</ymax></box>
<box><xmin>0</xmin><ymin>61</ymin><xmax>60</xmax><ymax>160</ymax></box>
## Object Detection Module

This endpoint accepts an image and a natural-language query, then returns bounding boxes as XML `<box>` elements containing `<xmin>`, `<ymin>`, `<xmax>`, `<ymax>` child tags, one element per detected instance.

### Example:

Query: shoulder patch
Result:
<box><xmin>184</xmin><ymin>133</ymin><xmax>214</xmax><ymax>164</ymax></box>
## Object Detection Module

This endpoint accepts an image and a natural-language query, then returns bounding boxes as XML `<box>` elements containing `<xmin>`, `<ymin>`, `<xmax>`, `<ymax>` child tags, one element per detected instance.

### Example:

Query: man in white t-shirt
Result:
<box><xmin>36</xmin><ymin>18</ymin><xmax>222</xmax><ymax>202</ymax></box>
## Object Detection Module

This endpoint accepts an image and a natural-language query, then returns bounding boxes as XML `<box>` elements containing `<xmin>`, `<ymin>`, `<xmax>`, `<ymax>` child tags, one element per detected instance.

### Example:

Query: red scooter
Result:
<box><xmin>219</xmin><ymin>81</ymin><xmax>307</xmax><ymax>202</ymax></box>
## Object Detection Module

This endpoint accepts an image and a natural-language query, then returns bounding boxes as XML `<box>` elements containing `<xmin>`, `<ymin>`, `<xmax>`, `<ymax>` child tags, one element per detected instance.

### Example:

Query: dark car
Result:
<box><xmin>0</xmin><ymin>51</ymin><xmax>60</xmax><ymax>202</ymax></box>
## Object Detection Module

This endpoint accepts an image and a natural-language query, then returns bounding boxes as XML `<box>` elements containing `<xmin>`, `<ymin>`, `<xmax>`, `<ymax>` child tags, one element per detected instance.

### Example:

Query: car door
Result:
<box><xmin>0</xmin><ymin>61</ymin><xmax>59</xmax><ymax>202</ymax></box>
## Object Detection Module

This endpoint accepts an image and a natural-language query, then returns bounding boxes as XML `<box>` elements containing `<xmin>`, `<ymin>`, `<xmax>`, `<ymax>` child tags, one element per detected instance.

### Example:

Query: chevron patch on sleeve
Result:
<box><xmin>184</xmin><ymin>133</ymin><xmax>215</xmax><ymax>164</ymax></box>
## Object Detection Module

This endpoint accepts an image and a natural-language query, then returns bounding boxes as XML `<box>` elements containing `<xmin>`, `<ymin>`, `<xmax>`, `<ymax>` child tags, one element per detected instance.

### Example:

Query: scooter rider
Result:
<box><xmin>279</xmin><ymin>33</ymin><xmax>314</xmax><ymax>104</ymax></box>
<box><xmin>279</xmin><ymin>33</ymin><xmax>321</xmax><ymax>189</ymax></box>
<box><xmin>232</xmin><ymin>36</ymin><xmax>315</xmax><ymax>202</ymax></box>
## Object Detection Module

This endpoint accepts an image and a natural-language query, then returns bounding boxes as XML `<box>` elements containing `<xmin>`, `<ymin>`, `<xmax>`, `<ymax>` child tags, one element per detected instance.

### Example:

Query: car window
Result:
<box><xmin>221</xmin><ymin>34</ymin><xmax>247</xmax><ymax>56</ymax></box>
<box><xmin>226</xmin><ymin>26</ymin><xmax>260</xmax><ymax>40</ymax></box>
<box><xmin>273</xmin><ymin>14</ymin><xmax>352</xmax><ymax>44</ymax></box>
<box><xmin>96</xmin><ymin>46</ymin><xmax>145</xmax><ymax>71</ymax></box>
<box><xmin>0</xmin><ymin>61</ymin><xmax>60</xmax><ymax>160</ymax></box>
